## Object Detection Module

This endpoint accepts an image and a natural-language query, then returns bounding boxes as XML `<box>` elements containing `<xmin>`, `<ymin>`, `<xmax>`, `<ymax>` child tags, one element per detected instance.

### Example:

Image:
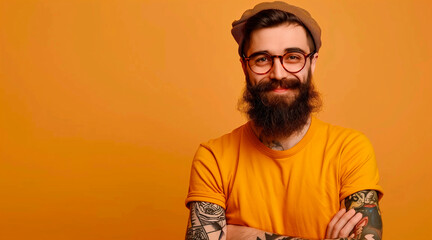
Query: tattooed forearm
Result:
<box><xmin>256</xmin><ymin>232</ymin><xmax>351</xmax><ymax>240</ymax></box>
<box><xmin>186</xmin><ymin>201</ymin><xmax>226</xmax><ymax>240</ymax></box>
<box><xmin>344</xmin><ymin>190</ymin><xmax>382</xmax><ymax>240</ymax></box>
<box><xmin>256</xmin><ymin>233</ymin><xmax>296</xmax><ymax>240</ymax></box>
<box><xmin>257</xmin><ymin>233</ymin><xmax>304</xmax><ymax>240</ymax></box>
<box><xmin>227</xmin><ymin>224</ymin><xmax>356</xmax><ymax>240</ymax></box>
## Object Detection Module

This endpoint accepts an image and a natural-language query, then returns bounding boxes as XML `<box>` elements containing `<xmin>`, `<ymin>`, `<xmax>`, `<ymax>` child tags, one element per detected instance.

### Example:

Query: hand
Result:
<box><xmin>325</xmin><ymin>208</ymin><xmax>363</xmax><ymax>239</ymax></box>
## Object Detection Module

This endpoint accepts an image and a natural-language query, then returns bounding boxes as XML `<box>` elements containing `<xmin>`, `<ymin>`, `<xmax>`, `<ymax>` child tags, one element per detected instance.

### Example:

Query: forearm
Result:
<box><xmin>227</xmin><ymin>224</ymin><xmax>353</xmax><ymax>240</ymax></box>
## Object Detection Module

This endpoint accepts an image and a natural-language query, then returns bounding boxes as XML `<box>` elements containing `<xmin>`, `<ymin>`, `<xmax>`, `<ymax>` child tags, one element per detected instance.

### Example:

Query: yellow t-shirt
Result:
<box><xmin>185</xmin><ymin>117</ymin><xmax>383</xmax><ymax>239</ymax></box>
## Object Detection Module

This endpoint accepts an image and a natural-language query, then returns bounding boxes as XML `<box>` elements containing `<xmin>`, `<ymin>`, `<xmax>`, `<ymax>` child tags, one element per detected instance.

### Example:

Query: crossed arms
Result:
<box><xmin>185</xmin><ymin>190</ymin><xmax>382</xmax><ymax>240</ymax></box>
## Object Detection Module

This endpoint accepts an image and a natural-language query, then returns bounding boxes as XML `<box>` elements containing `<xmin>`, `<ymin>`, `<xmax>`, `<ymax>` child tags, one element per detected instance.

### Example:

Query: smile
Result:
<box><xmin>272</xmin><ymin>87</ymin><xmax>295</xmax><ymax>93</ymax></box>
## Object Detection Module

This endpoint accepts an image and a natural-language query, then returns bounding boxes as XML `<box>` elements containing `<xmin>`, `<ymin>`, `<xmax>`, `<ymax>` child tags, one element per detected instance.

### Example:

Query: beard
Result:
<box><xmin>239</xmin><ymin>69</ymin><xmax>322</xmax><ymax>139</ymax></box>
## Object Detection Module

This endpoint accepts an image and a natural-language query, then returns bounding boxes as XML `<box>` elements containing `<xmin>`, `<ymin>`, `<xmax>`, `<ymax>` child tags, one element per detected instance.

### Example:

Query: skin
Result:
<box><xmin>340</xmin><ymin>190</ymin><xmax>382</xmax><ymax>240</ymax></box>
<box><xmin>186</xmin><ymin>202</ymin><xmax>226</xmax><ymax>240</ymax></box>
<box><xmin>325</xmin><ymin>209</ymin><xmax>363</xmax><ymax>239</ymax></box>
<box><xmin>241</xmin><ymin>24</ymin><xmax>318</xmax><ymax>98</ymax></box>
<box><xmin>186</xmin><ymin>24</ymin><xmax>382</xmax><ymax>240</ymax></box>
<box><xmin>185</xmin><ymin>200</ymin><xmax>368</xmax><ymax>240</ymax></box>
<box><xmin>241</xmin><ymin>24</ymin><xmax>318</xmax><ymax>150</ymax></box>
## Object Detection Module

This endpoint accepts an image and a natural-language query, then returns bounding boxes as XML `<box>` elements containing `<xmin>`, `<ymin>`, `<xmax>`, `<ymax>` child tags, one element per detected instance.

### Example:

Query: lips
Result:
<box><xmin>252</xmin><ymin>79</ymin><xmax>302</xmax><ymax>93</ymax></box>
<box><xmin>270</xmin><ymin>80</ymin><xmax>301</xmax><ymax>92</ymax></box>
<box><xmin>272</xmin><ymin>87</ymin><xmax>289</xmax><ymax>93</ymax></box>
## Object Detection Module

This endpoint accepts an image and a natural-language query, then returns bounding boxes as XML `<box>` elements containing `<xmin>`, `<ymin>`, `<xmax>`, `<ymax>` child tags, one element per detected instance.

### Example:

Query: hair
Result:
<box><xmin>241</xmin><ymin>9</ymin><xmax>316</xmax><ymax>57</ymax></box>
<box><xmin>239</xmin><ymin>68</ymin><xmax>322</xmax><ymax>138</ymax></box>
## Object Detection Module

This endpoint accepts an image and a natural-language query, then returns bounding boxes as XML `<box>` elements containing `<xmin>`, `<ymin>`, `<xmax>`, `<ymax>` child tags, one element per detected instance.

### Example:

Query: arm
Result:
<box><xmin>226</xmin><ymin>201</ymin><xmax>369</xmax><ymax>240</ymax></box>
<box><xmin>342</xmin><ymin>190</ymin><xmax>382</xmax><ymax>240</ymax></box>
<box><xmin>336</xmin><ymin>132</ymin><xmax>383</xmax><ymax>239</ymax></box>
<box><xmin>184</xmin><ymin>200</ymin><xmax>363</xmax><ymax>240</ymax></box>
<box><xmin>227</xmin><ymin>190</ymin><xmax>382</xmax><ymax>240</ymax></box>
<box><xmin>227</xmin><ymin>225</ymin><xmax>354</xmax><ymax>240</ymax></box>
<box><xmin>186</xmin><ymin>201</ymin><xmax>226</xmax><ymax>240</ymax></box>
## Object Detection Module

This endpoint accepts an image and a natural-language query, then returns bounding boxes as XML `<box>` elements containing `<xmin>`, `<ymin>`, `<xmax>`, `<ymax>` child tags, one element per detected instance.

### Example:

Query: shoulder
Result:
<box><xmin>190</xmin><ymin>123</ymin><xmax>249</xmax><ymax>191</ymax></box>
<box><xmin>318</xmin><ymin>120</ymin><xmax>379</xmax><ymax>180</ymax></box>
<box><xmin>200</xmin><ymin>123</ymin><xmax>249</xmax><ymax>155</ymax></box>
<box><xmin>315</xmin><ymin>118</ymin><xmax>373</xmax><ymax>151</ymax></box>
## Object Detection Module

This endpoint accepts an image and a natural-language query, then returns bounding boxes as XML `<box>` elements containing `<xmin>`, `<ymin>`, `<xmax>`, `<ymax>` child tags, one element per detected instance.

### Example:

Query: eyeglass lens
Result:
<box><xmin>248</xmin><ymin>52</ymin><xmax>307</xmax><ymax>74</ymax></box>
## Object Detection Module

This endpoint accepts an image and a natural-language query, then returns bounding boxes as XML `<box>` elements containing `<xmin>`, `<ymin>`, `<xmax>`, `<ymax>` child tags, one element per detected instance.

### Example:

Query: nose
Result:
<box><xmin>269</xmin><ymin>56</ymin><xmax>288</xmax><ymax>80</ymax></box>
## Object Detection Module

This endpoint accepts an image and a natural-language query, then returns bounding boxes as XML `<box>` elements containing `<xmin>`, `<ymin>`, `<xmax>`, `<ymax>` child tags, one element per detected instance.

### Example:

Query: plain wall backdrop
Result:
<box><xmin>1</xmin><ymin>0</ymin><xmax>431</xmax><ymax>239</ymax></box>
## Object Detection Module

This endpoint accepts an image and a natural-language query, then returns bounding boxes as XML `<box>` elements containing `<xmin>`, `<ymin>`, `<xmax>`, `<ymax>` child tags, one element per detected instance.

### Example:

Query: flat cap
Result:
<box><xmin>231</xmin><ymin>1</ymin><xmax>321</xmax><ymax>56</ymax></box>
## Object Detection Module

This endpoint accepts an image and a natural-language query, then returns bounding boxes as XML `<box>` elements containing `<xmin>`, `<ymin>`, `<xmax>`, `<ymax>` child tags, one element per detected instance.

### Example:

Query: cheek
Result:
<box><xmin>246</xmin><ymin>71</ymin><xmax>265</xmax><ymax>86</ymax></box>
<box><xmin>298</xmin><ymin>66</ymin><xmax>312</xmax><ymax>83</ymax></box>
<box><xmin>251</xmin><ymin>77</ymin><xmax>268</xmax><ymax>86</ymax></box>
<box><xmin>300</xmin><ymin>73</ymin><xmax>308</xmax><ymax>83</ymax></box>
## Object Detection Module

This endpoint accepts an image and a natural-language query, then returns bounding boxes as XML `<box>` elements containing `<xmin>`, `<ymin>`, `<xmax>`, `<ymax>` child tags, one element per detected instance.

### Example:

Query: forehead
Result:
<box><xmin>247</xmin><ymin>24</ymin><xmax>310</xmax><ymax>56</ymax></box>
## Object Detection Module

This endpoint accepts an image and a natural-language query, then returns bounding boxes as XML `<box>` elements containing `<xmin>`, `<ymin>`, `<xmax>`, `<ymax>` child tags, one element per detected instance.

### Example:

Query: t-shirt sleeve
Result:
<box><xmin>185</xmin><ymin>144</ymin><xmax>226</xmax><ymax>209</ymax></box>
<box><xmin>339</xmin><ymin>132</ymin><xmax>384</xmax><ymax>202</ymax></box>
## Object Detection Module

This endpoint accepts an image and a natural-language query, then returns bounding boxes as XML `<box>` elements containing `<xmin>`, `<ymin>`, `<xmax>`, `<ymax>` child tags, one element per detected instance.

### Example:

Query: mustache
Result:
<box><xmin>249</xmin><ymin>78</ymin><xmax>301</xmax><ymax>92</ymax></box>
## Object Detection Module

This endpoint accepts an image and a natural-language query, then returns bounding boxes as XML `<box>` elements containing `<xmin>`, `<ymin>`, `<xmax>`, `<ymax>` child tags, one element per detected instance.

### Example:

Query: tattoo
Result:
<box><xmin>267</xmin><ymin>140</ymin><xmax>285</xmax><ymax>151</ymax></box>
<box><xmin>259</xmin><ymin>135</ymin><xmax>285</xmax><ymax>151</ymax></box>
<box><xmin>186</xmin><ymin>202</ymin><xmax>226</xmax><ymax>240</ymax></box>
<box><xmin>344</xmin><ymin>190</ymin><xmax>382</xmax><ymax>240</ymax></box>
<box><xmin>257</xmin><ymin>233</ymin><xmax>299</xmax><ymax>239</ymax></box>
<box><xmin>256</xmin><ymin>233</ymin><xmax>350</xmax><ymax>240</ymax></box>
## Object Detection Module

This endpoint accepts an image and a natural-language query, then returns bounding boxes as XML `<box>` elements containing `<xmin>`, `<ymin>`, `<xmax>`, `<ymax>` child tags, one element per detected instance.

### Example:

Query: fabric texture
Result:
<box><xmin>185</xmin><ymin>117</ymin><xmax>383</xmax><ymax>239</ymax></box>
<box><xmin>231</xmin><ymin>1</ymin><xmax>322</xmax><ymax>56</ymax></box>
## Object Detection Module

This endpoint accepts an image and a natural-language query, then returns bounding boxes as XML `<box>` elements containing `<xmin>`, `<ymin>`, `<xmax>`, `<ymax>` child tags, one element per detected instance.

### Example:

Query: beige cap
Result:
<box><xmin>231</xmin><ymin>1</ymin><xmax>321</xmax><ymax>56</ymax></box>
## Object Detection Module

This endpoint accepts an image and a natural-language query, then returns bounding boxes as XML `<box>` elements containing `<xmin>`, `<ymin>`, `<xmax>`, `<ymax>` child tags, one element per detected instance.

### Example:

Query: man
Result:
<box><xmin>185</xmin><ymin>1</ymin><xmax>383</xmax><ymax>240</ymax></box>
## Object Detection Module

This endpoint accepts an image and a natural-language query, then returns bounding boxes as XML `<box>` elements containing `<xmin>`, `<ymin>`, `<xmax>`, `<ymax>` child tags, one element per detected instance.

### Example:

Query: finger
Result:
<box><xmin>338</xmin><ymin>212</ymin><xmax>363</xmax><ymax>238</ymax></box>
<box><xmin>325</xmin><ymin>208</ymin><xmax>346</xmax><ymax>238</ymax></box>
<box><xmin>326</xmin><ymin>208</ymin><xmax>346</xmax><ymax>238</ymax></box>
<box><xmin>330</xmin><ymin>208</ymin><xmax>356</xmax><ymax>238</ymax></box>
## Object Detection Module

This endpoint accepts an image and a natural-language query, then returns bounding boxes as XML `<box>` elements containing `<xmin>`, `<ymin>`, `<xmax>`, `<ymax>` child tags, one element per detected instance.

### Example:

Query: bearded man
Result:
<box><xmin>185</xmin><ymin>2</ymin><xmax>383</xmax><ymax>240</ymax></box>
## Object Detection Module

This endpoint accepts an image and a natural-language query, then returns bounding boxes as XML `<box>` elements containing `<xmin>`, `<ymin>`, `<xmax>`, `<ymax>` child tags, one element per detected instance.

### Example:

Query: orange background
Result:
<box><xmin>1</xmin><ymin>0</ymin><xmax>431</xmax><ymax>239</ymax></box>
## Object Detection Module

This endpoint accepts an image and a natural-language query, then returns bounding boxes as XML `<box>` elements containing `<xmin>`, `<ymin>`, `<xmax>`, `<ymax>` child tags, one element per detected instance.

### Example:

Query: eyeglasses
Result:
<box><xmin>243</xmin><ymin>51</ymin><xmax>315</xmax><ymax>75</ymax></box>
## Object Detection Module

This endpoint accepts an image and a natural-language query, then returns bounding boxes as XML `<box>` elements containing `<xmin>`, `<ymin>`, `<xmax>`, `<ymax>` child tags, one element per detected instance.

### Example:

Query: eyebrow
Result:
<box><xmin>284</xmin><ymin>47</ymin><xmax>307</xmax><ymax>53</ymax></box>
<box><xmin>248</xmin><ymin>47</ymin><xmax>308</xmax><ymax>57</ymax></box>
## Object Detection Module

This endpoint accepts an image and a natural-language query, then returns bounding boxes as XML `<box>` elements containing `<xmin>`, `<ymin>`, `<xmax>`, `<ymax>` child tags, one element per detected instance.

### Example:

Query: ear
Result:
<box><xmin>240</xmin><ymin>57</ymin><xmax>248</xmax><ymax>76</ymax></box>
<box><xmin>310</xmin><ymin>52</ymin><xmax>319</xmax><ymax>74</ymax></box>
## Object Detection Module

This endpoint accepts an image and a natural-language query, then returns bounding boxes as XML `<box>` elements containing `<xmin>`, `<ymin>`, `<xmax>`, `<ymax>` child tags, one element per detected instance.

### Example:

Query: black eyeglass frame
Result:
<box><xmin>242</xmin><ymin>51</ymin><xmax>315</xmax><ymax>75</ymax></box>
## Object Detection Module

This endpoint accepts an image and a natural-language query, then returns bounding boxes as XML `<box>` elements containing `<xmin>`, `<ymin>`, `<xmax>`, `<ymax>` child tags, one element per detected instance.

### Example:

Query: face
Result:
<box><xmin>239</xmin><ymin>23</ymin><xmax>321</xmax><ymax>138</ymax></box>
<box><xmin>241</xmin><ymin>24</ymin><xmax>318</xmax><ymax>102</ymax></box>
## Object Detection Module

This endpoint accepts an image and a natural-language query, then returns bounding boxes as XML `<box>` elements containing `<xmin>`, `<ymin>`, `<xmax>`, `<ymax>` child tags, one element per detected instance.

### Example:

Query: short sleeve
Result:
<box><xmin>339</xmin><ymin>133</ymin><xmax>384</xmax><ymax>202</ymax></box>
<box><xmin>185</xmin><ymin>144</ymin><xmax>226</xmax><ymax>209</ymax></box>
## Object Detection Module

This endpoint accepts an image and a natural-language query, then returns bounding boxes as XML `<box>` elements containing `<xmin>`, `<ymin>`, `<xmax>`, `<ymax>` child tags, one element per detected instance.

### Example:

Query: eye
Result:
<box><xmin>254</xmin><ymin>55</ymin><xmax>270</xmax><ymax>63</ymax></box>
<box><xmin>251</xmin><ymin>54</ymin><xmax>272</xmax><ymax>66</ymax></box>
<box><xmin>284</xmin><ymin>53</ymin><xmax>303</xmax><ymax>63</ymax></box>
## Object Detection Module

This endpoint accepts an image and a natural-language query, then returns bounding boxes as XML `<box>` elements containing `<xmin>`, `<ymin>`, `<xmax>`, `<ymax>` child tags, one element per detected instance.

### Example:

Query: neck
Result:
<box><xmin>251</xmin><ymin>116</ymin><xmax>312</xmax><ymax>151</ymax></box>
